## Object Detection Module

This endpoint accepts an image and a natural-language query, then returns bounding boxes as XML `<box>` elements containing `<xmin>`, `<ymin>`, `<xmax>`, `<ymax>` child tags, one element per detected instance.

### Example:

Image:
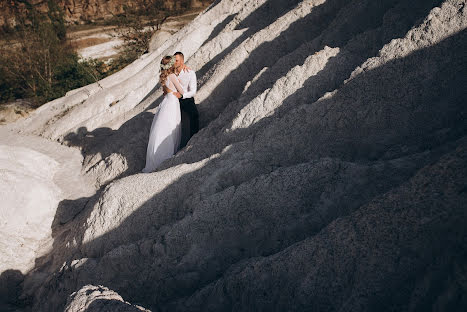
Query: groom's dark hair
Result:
<box><xmin>174</xmin><ymin>51</ymin><xmax>184</xmax><ymax>59</ymax></box>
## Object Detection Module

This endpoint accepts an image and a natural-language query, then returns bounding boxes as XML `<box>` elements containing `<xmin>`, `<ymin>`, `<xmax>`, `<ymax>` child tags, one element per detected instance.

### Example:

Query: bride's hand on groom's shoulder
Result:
<box><xmin>182</xmin><ymin>64</ymin><xmax>191</xmax><ymax>72</ymax></box>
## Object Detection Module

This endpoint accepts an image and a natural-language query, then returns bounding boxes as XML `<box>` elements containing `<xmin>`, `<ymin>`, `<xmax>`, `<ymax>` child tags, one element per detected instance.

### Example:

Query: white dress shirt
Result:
<box><xmin>177</xmin><ymin>69</ymin><xmax>197</xmax><ymax>99</ymax></box>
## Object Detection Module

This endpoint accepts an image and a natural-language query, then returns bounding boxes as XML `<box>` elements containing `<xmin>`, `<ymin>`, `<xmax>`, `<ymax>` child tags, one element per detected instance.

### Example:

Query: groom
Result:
<box><xmin>172</xmin><ymin>51</ymin><xmax>199</xmax><ymax>148</ymax></box>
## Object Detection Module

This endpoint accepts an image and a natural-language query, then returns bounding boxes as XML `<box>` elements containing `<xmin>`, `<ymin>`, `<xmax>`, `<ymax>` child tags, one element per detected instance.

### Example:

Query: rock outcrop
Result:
<box><xmin>1</xmin><ymin>0</ymin><xmax>466</xmax><ymax>311</ymax></box>
<box><xmin>0</xmin><ymin>0</ymin><xmax>211</xmax><ymax>26</ymax></box>
<box><xmin>64</xmin><ymin>285</ymin><xmax>150</xmax><ymax>312</ymax></box>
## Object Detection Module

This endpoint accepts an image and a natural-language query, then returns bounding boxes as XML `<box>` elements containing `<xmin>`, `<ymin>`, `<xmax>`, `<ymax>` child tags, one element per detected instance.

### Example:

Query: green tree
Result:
<box><xmin>47</xmin><ymin>0</ymin><xmax>67</xmax><ymax>41</ymax></box>
<box><xmin>0</xmin><ymin>0</ymin><xmax>99</xmax><ymax>106</ymax></box>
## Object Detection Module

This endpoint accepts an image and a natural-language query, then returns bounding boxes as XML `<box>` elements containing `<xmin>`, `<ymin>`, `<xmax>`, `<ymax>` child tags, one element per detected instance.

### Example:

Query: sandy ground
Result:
<box><xmin>0</xmin><ymin>128</ymin><xmax>95</xmax><ymax>274</ymax></box>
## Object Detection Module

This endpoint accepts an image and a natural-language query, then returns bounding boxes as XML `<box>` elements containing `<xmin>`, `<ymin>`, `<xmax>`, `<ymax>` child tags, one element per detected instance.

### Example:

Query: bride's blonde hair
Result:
<box><xmin>159</xmin><ymin>55</ymin><xmax>176</xmax><ymax>86</ymax></box>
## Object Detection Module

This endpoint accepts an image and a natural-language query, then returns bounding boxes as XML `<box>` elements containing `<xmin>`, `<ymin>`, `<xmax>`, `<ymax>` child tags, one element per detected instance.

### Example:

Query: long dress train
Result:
<box><xmin>142</xmin><ymin>74</ymin><xmax>183</xmax><ymax>172</ymax></box>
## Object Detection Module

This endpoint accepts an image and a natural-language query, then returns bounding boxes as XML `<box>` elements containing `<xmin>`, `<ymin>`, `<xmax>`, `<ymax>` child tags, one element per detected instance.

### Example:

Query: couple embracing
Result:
<box><xmin>142</xmin><ymin>52</ymin><xmax>199</xmax><ymax>173</ymax></box>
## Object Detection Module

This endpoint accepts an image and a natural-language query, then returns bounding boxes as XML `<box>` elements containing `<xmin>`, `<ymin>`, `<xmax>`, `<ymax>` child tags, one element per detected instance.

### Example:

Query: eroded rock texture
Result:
<box><xmin>3</xmin><ymin>0</ymin><xmax>466</xmax><ymax>311</ymax></box>
<box><xmin>64</xmin><ymin>285</ymin><xmax>150</xmax><ymax>312</ymax></box>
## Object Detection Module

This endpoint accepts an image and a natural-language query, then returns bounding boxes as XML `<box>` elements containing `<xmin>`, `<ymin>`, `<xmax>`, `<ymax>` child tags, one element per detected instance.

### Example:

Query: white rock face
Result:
<box><xmin>0</xmin><ymin>145</ymin><xmax>59</xmax><ymax>274</ymax></box>
<box><xmin>65</xmin><ymin>285</ymin><xmax>150</xmax><ymax>312</ymax></box>
<box><xmin>0</xmin><ymin>130</ymin><xmax>95</xmax><ymax>275</ymax></box>
<box><xmin>1</xmin><ymin>0</ymin><xmax>466</xmax><ymax>311</ymax></box>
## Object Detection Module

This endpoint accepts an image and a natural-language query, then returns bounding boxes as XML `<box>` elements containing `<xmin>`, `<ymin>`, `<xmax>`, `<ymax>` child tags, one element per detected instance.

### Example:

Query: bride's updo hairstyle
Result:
<box><xmin>159</xmin><ymin>55</ymin><xmax>176</xmax><ymax>85</ymax></box>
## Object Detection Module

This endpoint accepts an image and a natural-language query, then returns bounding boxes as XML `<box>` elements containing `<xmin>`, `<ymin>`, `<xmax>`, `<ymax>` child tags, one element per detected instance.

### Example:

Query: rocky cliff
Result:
<box><xmin>0</xmin><ymin>0</ymin><xmax>208</xmax><ymax>25</ymax></box>
<box><xmin>1</xmin><ymin>0</ymin><xmax>466</xmax><ymax>311</ymax></box>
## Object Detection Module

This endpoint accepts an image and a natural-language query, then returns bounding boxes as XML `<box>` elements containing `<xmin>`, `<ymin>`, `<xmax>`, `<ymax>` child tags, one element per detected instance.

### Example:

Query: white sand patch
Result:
<box><xmin>0</xmin><ymin>145</ymin><xmax>60</xmax><ymax>274</ymax></box>
<box><xmin>78</xmin><ymin>38</ymin><xmax>124</xmax><ymax>60</ymax></box>
<box><xmin>0</xmin><ymin>130</ymin><xmax>95</xmax><ymax>274</ymax></box>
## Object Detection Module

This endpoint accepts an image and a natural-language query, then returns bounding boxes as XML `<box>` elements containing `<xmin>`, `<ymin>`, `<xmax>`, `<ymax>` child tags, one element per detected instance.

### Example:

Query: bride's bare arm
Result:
<box><xmin>169</xmin><ymin>74</ymin><xmax>184</xmax><ymax>95</ymax></box>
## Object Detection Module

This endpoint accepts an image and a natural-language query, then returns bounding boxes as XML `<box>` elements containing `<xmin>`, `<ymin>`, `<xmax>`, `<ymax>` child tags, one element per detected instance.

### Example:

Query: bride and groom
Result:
<box><xmin>142</xmin><ymin>52</ymin><xmax>199</xmax><ymax>173</ymax></box>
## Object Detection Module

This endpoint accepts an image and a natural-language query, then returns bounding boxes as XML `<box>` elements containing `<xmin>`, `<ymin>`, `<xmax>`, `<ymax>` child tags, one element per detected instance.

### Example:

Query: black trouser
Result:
<box><xmin>179</xmin><ymin>97</ymin><xmax>199</xmax><ymax>147</ymax></box>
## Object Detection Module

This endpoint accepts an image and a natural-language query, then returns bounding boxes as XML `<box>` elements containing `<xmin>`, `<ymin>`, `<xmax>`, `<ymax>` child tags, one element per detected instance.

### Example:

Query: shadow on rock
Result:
<box><xmin>168</xmin><ymin>0</ymin><xmax>456</xmax><ymax>166</ymax></box>
<box><xmin>196</xmin><ymin>0</ymin><xmax>304</xmax><ymax>89</ymax></box>
<box><xmin>22</xmin><ymin>2</ymin><xmax>467</xmax><ymax>311</ymax></box>
<box><xmin>0</xmin><ymin>270</ymin><xmax>28</xmax><ymax>311</ymax></box>
<box><xmin>62</xmin><ymin>110</ymin><xmax>155</xmax><ymax>187</ymax></box>
<box><xmin>30</xmin><ymin>28</ymin><xmax>467</xmax><ymax>310</ymax></box>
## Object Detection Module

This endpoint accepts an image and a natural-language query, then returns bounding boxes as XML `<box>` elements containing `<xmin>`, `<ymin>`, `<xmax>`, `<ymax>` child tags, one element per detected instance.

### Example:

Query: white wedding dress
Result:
<box><xmin>142</xmin><ymin>74</ymin><xmax>184</xmax><ymax>172</ymax></box>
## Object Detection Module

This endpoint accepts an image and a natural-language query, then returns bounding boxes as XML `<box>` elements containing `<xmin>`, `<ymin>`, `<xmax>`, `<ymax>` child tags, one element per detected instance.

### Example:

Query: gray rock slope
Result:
<box><xmin>7</xmin><ymin>0</ymin><xmax>467</xmax><ymax>311</ymax></box>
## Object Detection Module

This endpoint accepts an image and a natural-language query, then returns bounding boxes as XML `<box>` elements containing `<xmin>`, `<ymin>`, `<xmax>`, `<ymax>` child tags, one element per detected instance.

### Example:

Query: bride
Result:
<box><xmin>142</xmin><ymin>55</ymin><xmax>185</xmax><ymax>173</ymax></box>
